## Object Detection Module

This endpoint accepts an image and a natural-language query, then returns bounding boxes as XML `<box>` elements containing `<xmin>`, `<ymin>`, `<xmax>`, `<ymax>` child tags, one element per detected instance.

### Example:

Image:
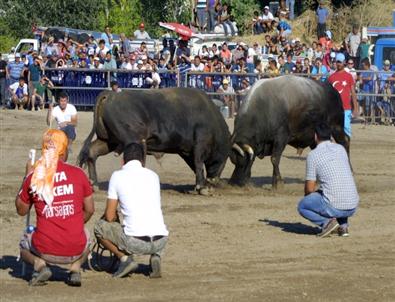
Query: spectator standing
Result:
<box><xmin>220</xmin><ymin>42</ymin><xmax>232</xmax><ymax>65</ymax></box>
<box><xmin>120</xmin><ymin>33</ymin><xmax>131</xmax><ymax>57</ymax></box>
<box><xmin>359</xmin><ymin>58</ymin><xmax>376</xmax><ymax>119</ymax></box>
<box><xmin>286</xmin><ymin>0</ymin><xmax>295</xmax><ymax>20</ymax></box>
<box><xmin>47</xmin><ymin>92</ymin><xmax>78</xmax><ymax>147</ymax></box>
<box><xmin>103</xmin><ymin>52</ymin><xmax>117</xmax><ymax>70</ymax></box>
<box><xmin>345</xmin><ymin>25</ymin><xmax>361</xmax><ymax>67</ymax></box>
<box><xmin>207</xmin><ymin>0</ymin><xmax>218</xmax><ymax>32</ymax></box>
<box><xmin>195</xmin><ymin>0</ymin><xmax>207</xmax><ymax>32</ymax></box>
<box><xmin>44</xmin><ymin>37</ymin><xmax>58</xmax><ymax>57</ymax></box>
<box><xmin>217</xmin><ymin>78</ymin><xmax>235</xmax><ymax>118</ymax></box>
<box><xmin>101</xmin><ymin>26</ymin><xmax>113</xmax><ymax>50</ymax></box>
<box><xmin>94</xmin><ymin>143</ymin><xmax>169</xmax><ymax>278</ymax></box>
<box><xmin>328</xmin><ymin>53</ymin><xmax>359</xmax><ymax>139</ymax></box>
<box><xmin>134</xmin><ymin>23</ymin><xmax>151</xmax><ymax>39</ymax></box>
<box><xmin>7</xmin><ymin>53</ymin><xmax>26</xmax><ymax>86</ymax></box>
<box><xmin>16</xmin><ymin>129</ymin><xmax>94</xmax><ymax>286</ymax></box>
<box><xmin>217</xmin><ymin>3</ymin><xmax>236</xmax><ymax>36</ymax></box>
<box><xmin>28</xmin><ymin>56</ymin><xmax>44</xmax><ymax>108</ymax></box>
<box><xmin>357</xmin><ymin>37</ymin><xmax>370</xmax><ymax>66</ymax></box>
<box><xmin>316</xmin><ymin>0</ymin><xmax>329</xmax><ymax>38</ymax></box>
<box><xmin>297</xmin><ymin>122</ymin><xmax>359</xmax><ymax>237</ymax></box>
<box><xmin>0</xmin><ymin>53</ymin><xmax>7</xmax><ymax>109</ymax></box>
<box><xmin>31</xmin><ymin>76</ymin><xmax>54</xmax><ymax>111</ymax></box>
<box><xmin>9</xmin><ymin>77</ymin><xmax>28</xmax><ymax>110</ymax></box>
<box><xmin>96</xmin><ymin>40</ymin><xmax>110</xmax><ymax>58</ymax></box>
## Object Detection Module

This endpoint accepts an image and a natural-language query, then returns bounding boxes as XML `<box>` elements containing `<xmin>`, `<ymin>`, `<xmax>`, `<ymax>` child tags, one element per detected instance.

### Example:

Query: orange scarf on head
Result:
<box><xmin>30</xmin><ymin>129</ymin><xmax>68</xmax><ymax>206</ymax></box>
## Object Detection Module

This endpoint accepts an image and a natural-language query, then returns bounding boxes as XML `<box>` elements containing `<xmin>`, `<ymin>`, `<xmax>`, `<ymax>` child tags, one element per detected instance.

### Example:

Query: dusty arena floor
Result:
<box><xmin>1</xmin><ymin>110</ymin><xmax>394</xmax><ymax>302</ymax></box>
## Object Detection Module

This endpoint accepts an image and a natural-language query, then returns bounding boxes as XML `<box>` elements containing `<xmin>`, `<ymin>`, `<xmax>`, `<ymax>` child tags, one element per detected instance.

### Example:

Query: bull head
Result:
<box><xmin>229</xmin><ymin>143</ymin><xmax>255</xmax><ymax>186</ymax></box>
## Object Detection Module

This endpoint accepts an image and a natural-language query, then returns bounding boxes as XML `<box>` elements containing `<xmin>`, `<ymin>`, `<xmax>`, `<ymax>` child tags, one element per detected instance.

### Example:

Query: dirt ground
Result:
<box><xmin>0</xmin><ymin>110</ymin><xmax>394</xmax><ymax>302</ymax></box>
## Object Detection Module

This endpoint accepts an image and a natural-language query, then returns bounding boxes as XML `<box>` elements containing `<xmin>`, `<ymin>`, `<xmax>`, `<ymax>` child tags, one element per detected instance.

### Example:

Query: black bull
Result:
<box><xmin>229</xmin><ymin>75</ymin><xmax>349</xmax><ymax>188</ymax></box>
<box><xmin>77</xmin><ymin>88</ymin><xmax>230</xmax><ymax>193</ymax></box>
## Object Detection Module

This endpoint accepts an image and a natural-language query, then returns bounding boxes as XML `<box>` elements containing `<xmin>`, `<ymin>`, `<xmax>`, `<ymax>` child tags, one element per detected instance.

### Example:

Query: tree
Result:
<box><xmin>230</xmin><ymin>0</ymin><xmax>260</xmax><ymax>35</ymax></box>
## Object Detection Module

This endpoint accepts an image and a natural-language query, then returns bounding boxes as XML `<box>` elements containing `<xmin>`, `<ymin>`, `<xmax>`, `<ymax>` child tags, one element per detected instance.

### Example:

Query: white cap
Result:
<box><xmin>264</xmin><ymin>6</ymin><xmax>269</xmax><ymax>10</ymax></box>
<box><xmin>137</xmin><ymin>59</ymin><xmax>143</xmax><ymax>64</ymax></box>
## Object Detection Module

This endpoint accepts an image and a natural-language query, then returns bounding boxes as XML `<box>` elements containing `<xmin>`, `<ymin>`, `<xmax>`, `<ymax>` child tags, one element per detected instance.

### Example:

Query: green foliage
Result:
<box><xmin>230</xmin><ymin>0</ymin><xmax>260</xmax><ymax>35</ymax></box>
<box><xmin>98</xmin><ymin>0</ymin><xmax>142</xmax><ymax>37</ymax></box>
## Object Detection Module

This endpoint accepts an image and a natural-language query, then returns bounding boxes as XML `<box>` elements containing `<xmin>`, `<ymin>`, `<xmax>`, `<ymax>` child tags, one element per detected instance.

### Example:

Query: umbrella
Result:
<box><xmin>159</xmin><ymin>22</ymin><xmax>202</xmax><ymax>40</ymax></box>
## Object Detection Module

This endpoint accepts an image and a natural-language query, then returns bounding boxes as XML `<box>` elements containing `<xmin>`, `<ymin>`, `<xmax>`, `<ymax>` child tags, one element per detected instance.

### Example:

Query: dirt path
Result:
<box><xmin>1</xmin><ymin>110</ymin><xmax>394</xmax><ymax>301</ymax></box>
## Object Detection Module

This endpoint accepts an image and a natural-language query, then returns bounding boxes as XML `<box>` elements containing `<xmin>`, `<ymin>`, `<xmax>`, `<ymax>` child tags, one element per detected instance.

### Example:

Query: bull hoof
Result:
<box><xmin>272</xmin><ymin>179</ymin><xmax>284</xmax><ymax>191</ymax></box>
<box><xmin>199</xmin><ymin>187</ymin><xmax>210</xmax><ymax>196</ymax></box>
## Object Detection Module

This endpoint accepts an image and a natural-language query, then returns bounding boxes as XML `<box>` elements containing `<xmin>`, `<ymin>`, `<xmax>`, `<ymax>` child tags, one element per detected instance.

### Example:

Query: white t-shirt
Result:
<box><xmin>191</xmin><ymin>63</ymin><xmax>205</xmax><ymax>71</ymax></box>
<box><xmin>107</xmin><ymin>160</ymin><xmax>169</xmax><ymax>237</ymax></box>
<box><xmin>9</xmin><ymin>82</ymin><xmax>28</xmax><ymax>95</ymax></box>
<box><xmin>261</xmin><ymin>12</ymin><xmax>274</xmax><ymax>21</ymax></box>
<box><xmin>52</xmin><ymin>103</ymin><xmax>77</xmax><ymax>127</ymax></box>
<box><xmin>134</xmin><ymin>30</ymin><xmax>151</xmax><ymax>39</ymax></box>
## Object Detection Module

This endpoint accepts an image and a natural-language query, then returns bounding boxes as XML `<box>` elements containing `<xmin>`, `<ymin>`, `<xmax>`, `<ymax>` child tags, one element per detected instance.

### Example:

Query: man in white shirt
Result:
<box><xmin>261</xmin><ymin>6</ymin><xmax>274</xmax><ymax>31</ymax></box>
<box><xmin>217</xmin><ymin>79</ymin><xmax>235</xmax><ymax>118</ymax></box>
<box><xmin>9</xmin><ymin>77</ymin><xmax>28</xmax><ymax>110</ymax></box>
<box><xmin>94</xmin><ymin>143</ymin><xmax>169</xmax><ymax>278</ymax></box>
<box><xmin>134</xmin><ymin>23</ymin><xmax>151</xmax><ymax>40</ymax></box>
<box><xmin>46</xmin><ymin>92</ymin><xmax>78</xmax><ymax>146</ymax></box>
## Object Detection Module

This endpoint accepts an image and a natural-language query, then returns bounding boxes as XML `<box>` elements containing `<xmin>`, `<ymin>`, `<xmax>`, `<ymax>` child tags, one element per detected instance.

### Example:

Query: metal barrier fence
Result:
<box><xmin>41</xmin><ymin>67</ymin><xmax>394</xmax><ymax>122</ymax></box>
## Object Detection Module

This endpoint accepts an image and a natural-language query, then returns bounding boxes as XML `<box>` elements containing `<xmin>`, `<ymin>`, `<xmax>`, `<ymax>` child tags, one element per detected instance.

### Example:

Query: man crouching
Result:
<box><xmin>15</xmin><ymin>129</ymin><xmax>94</xmax><ymax>286</ymax></box>
<box><xmin>94</xmin><ymin>143</ymin><xmax>169</xmax><ymax>278</ymax></box>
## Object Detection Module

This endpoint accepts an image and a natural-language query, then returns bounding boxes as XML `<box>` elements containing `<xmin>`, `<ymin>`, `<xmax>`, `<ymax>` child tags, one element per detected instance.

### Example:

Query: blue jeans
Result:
<box><xmin>286</xmin><ymin>0</ymin><xmax>295</xmax><ymax>20</ymax></box>
<box><xmin>207</xmin><ymin>7</ymin><xmax>216</xmax><ymax>32</ymax></box>
<box><xmin>298</xmin><ymin>192</ymin><xmax>356</xmax><ymax>228</ymax></box>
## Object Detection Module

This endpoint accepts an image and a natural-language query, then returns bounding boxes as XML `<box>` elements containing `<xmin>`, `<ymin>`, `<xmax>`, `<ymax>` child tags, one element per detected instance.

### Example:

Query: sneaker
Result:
<box><xmin>29</xmin><ymin>266</ymin><xmax>52</xmax><ymax>286</ymax></box>
<box><xmin>318</xmin><ymin>218</ymin><xmax>339</xmax><ymax>238</ymax></box>
<box><xmin>67</xmin><ymin>271</ymin><xmax>81</xmax><ymax>287</ymax></box>
<box><xmin>338</xmin><ymin>227</ymin><xmax>349</xmax><ymax>237</ymax></box>
<box><xmin>112</xmin><ymin>256</ymin><xmax>138</xmax><ymax>278</ymax></box>
<box><xmin>149</xmin><ymin>254</ymin><xmax>162</xmax><ymax>278</ymax></box>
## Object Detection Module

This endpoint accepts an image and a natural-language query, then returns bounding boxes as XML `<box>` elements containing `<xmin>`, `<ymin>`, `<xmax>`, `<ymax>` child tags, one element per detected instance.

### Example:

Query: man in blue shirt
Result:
<box><xmin>316</xmin><ymin>0</ymin><xmax>329</xmax><ymax>38</ymax></box>
<box><xmin>7</xmin><ymin>53</ymin><xmax>26</xmax><ymax>85</ymax></box>
<box><xmin>101</xmin><ymin>27</ymin><xmax>113</xmax><ymax>51</ymax></box>
<box><xmin>360</xmin><ymin>58</ymin><xmax>376</xmax><ymax>118</ymax></box>
<box><xmin>311</xmin><ymin>57</ymin><xmax>328</xmax><ymax>82</ymax></box>
<box><xmin>278</xmin><ymin>12</ymin><xmax>292</xmax><ymax>37</ymax></box>
<box><xmin>283</xmin><ymin>54</ymin><xmax>295</xmax><ymax>74</ymax></box>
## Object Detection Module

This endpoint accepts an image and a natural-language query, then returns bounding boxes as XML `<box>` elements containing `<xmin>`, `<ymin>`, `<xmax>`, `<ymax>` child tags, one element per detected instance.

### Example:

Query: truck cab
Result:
<box><xmin>365</xmin><ymin>9</ymin><xmax>395</xmax><ymax>70</ymax></box>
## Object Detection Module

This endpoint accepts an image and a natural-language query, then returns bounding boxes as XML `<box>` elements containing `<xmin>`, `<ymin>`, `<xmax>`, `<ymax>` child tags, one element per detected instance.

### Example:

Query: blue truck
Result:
<box><xmin>365</xmin><ymin>9</ymin><xmax>395</xmax><ymax>70</ymax></box>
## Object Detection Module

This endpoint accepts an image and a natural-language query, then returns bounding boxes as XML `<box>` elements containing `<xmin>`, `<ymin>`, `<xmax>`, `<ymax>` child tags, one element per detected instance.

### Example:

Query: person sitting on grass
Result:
<box><xmin>298</xmin><ymin>123</ymin><xmax>359</xmax><ymax>238</ymax></box>
<box><xmin>16</xmin><ymin>129</ymin><xmax>94</xmax><ymax>286</ymax></box>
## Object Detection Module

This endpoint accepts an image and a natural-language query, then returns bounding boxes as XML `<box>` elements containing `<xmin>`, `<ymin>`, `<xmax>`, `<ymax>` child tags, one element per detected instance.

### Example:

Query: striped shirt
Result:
<box><xmin>306</xmin><ymin>141</ymin><xmax>359</xmax><ymax>210</ymax></box>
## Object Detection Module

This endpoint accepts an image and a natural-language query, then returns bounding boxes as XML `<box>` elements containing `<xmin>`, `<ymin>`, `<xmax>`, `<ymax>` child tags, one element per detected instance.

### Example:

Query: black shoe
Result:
<box><xmin>149</xmin><ymin>255</ymin><xmax>161</xmax><ymax>278</ymax></box>
<box><xmin>29</xmin><ymin>267</ymin><xmax>52</xmax><ymax>286</ymax></box>
<box><xmin>67</xmin><ymin>271</ymin><xmax>81</xmax><ymax>287</ymax></box>
<box><xmin>112</xmin><ymin>256</ymin><xmax>138</xmax><ymax>278</ymax></box>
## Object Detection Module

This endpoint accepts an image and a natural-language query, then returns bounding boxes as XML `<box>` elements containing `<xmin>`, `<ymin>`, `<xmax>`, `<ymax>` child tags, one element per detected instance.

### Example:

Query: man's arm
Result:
<box><xmin>304</xmin><ymin>180</ymin><xmax>316</xmax><ymax>196</ymax></box>
<box><xmin>83</xmin><ymin>194</ymin><xmax>94</xmax><ymax>223</ymax></box>
<box><xmin>104</xmin><ymin>198</ymin><xmax>119</xmax><ymax>222</ymax></box>
<box><xmin>15</xmin><ymin>196</ymin><xmax>30</xmax><ymax>216</ymax></box>
<box><xmin>69</xmin><ymin>114</ymin><xmax>78</xmax><ymax>126</ymax></box>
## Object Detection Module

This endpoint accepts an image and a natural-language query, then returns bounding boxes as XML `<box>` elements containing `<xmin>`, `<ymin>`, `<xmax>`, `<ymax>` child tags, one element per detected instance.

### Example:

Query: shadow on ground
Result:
<box><xmin>259</xmin><ymin>219</ymin><xmax>319</xmax><ymax>235</ymax></box>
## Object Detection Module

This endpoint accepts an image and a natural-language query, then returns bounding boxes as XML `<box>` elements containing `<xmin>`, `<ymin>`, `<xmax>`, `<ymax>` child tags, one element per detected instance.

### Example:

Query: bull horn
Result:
<box><xmin>242</xmin><ymin>144</ymin><xmax>255</xmax><ymax>161</ymax></box>
<box><xmin>232</xmin><ymin>143</ymin><xmax>245</xmax><ymax>157</ymax></box>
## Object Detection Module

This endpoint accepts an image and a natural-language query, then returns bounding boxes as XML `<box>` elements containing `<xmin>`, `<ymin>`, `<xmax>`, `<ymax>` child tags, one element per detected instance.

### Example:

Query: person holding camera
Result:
<box><xmin>46</xmin><ymin>92</ymin><xmax>78</xmax><ymax>148</ymax></box>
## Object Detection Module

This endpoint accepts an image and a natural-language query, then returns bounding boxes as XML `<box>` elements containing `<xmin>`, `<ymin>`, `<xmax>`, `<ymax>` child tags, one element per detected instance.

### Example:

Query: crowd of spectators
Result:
<box><xmin>0</xmin><ymin>2</ymin><xmax>393</xmax><ymax>121</ymax></box>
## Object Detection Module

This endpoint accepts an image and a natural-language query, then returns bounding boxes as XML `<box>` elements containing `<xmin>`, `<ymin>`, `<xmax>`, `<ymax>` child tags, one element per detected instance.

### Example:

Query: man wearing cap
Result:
<box><xmin>9</xmin><ymin>77</ymin><xmax>28</xmax><ymax>110</ymax></box>
<box><xmin>377</xmin><ymin>60</ymin><xmax>394</xmax><ymax>120</ymax></box>
<box><xmin>94</xmin><ymin>143</ymin><xmax>168</xmax><ymax>278</ymax></box>
<box><xmin>261</xmin><ymin>6</ymin><xmax>274</xmax><ymax>31</ymax></box>
<box><xmin>16</xmin><ymin>129</ymin><xmax>94</xmax><ymax>286</ymax></box>
<box><xmin>217</xmin><ymin>78</ymin><xmax>235</xmax><ymax>118</ymax></box>
<box><xmin>134</xmin><ymin>23</ymin><xmax>151</xmax><ymax>39</ymax></box>
<box><xmin>316</xmin><ymin>0</ymin><xmax>329</xmax><ymax>38</ymax></box>
<box><xmin>328</xmin><ymin>53</ymin><xmax>359</xmax><ymax>140</ymax></box>
<box><xmin>7</xmin><ymin>53</ymin><xmax>26</xmax><ymax>86</ymax></box>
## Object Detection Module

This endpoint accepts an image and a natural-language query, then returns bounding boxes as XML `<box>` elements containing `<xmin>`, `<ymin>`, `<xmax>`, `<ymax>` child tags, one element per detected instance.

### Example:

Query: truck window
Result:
<box><xmin>17</xmin><ymin>43</ymin><xmax>34</xmax><ymax>53</ymax></box>
<box><xmin>383</xmin><ymin>47</ymin><xmax>395</xmax><ymax>65</ymax></box>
